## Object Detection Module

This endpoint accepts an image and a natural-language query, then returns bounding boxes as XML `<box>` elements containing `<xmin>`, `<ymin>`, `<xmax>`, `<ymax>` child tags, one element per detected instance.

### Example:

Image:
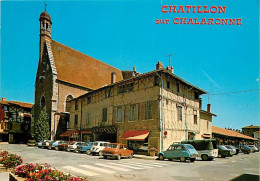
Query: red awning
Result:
<box><xmin>120</xmin><ymin>130</ymin><xmax>150</xmax><ymax>141</ymax></box>
<box><xmin>60</xmin><ymin>130</ymin><xmax>78</xmax><ymax>137</ymax></box>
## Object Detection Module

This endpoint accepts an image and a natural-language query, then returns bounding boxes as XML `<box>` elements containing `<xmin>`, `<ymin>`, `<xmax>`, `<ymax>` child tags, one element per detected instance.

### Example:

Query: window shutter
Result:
<box><xmin>122</xmin><ymin>106</ymin><xmax>125</xmax><ymax>122</ymax></box>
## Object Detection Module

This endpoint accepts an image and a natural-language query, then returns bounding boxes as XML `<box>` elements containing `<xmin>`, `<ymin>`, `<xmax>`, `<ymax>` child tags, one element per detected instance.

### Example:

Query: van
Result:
<box><xmin>181</xmin><ymin>139</ymin><xmax>218</xmax><ymax>161</ymax></box>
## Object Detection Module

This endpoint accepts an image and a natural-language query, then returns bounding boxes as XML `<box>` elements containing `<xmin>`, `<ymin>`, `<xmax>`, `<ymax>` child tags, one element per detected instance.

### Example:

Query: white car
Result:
<box><xmin>67</xmin><ymin>142</ymin><xmax>84</xmax><ymax>152</ymax></box>
<box><xmin>248</xmin><ymin>145</ymin><xmax>259</xmax><ymax>152</ymax></box>
<box><xmin>90</xmin><ymin>141</ymin><xmax>110</xmax><ymax>156</ymax></box>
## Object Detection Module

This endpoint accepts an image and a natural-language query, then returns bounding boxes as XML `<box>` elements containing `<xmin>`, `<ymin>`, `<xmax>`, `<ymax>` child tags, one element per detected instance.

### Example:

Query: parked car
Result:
<box><xmin>76</xmin><ymin>142</ymin><xmax>93</xmax><ymax>154</ymax></box>
<box><xmin>217</xmin><ymin>145</ymin><xmax>232</xmax><ymax>158</ymax></box>
<box><xmin>48</xmin><ymin>140</ymin><xmax>62</xmax><ymax>150</ymax></box>
<box><xmin>138</xmin><ymin>143</ymin><xmax>148</xmax><ymax>154</ymax></box>
<box><xmin>37</xmin><ymin>140</ymin><xmax>48</xmax><ymax>148</ymax></box>
<box><xmin>181</xmin><ymin>139</ymin><xmax>218</xmax><ymax>161</ymax></box>
<box><xmin>41</xmin><ymin>140</ymin><xmax>51</xmax><ymax>148</ymax></box>
<box><xmin>27</xmin><ymin>140</ymin><xmax>37</xmax><ymax>146</ymax></box>
<box><xmin>158</xmin><ymin>144</ymin><xmax>198</xmax><ymax>162</ymax></box>
<box><xmin>247</xmin><ymin>145</ymin><xmax>259</xmax><ymax>152</ymax></box>
<box><xmin>67</xmin><ymin>142</ymin><xmax>84</xmax><ymax>152</ymax></box>
<box><xmin>239</xmin><ymin>145</ymin><xmax>253</xmax><ymax>154</ymax></box>
<box><xmin>101</xmin><ymin>143</ymin><xmax>134</xmax><ymax>160</ymax></box>
<box><xmin>233</xmin><ymin>146</ymin><xmax>240</xmax><ymax>155</ymax></box>
<box><xmin>224</xmin><ymin>145</ymin><xmax>236</xmax><ymax>155</ymax></box>
<box><xmin>90</xmin><ymin>141</ymin><xmax>110</xmax><ymax>156</ymax></box>
<box><xmin>57</xmin><ymin>141</ymin><xmax>69</xmax><ymax>151</ymax></box>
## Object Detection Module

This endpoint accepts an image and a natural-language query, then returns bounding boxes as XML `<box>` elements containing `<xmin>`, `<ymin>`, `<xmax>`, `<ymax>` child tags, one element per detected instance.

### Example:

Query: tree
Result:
<box><xmin>34</xmin><ymin>107</ymin><xmax>50</xmax><ymax>141</ymax></box>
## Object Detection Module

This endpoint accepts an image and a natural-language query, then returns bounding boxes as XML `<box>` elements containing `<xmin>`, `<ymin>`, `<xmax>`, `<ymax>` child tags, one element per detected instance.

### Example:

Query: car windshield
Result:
<box><xmin>225</xmin><ymin>146</ymin><xmax>231</xmax><ymax>149</ymax></box>
<box><xmin>93</xmin><ymin>142</ymin><xmax>99</xmax><ymax>146</ymax></box>
<box><xmin>185</xmin><ymin>144</ymin><xmax>195</xmax><ymax>150</ymax></box>
<box><xmin>107</xmin><ymin>144</ymin><xmax>118</xmax><ymax>148</ymax></box>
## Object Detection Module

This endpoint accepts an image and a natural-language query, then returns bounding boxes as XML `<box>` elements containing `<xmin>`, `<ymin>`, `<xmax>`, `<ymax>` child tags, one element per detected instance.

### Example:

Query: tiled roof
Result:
<box><xmin>0</xmin><ymin>101</ymin><xmax>33</xmax><ymax>109</ymax></box>
<box><xmin>242</xmin><ymin>125</ymin><xmax>260</xmax><ymax>129</ymax></box>
<box><xmin>50</xmin><ymin>40</ymin><xmax>123</xmax><ymax>90</ymax></box>
<box><xmin>212</xmin><ymin>126</ymin><xmax>257</xmax><ymax>141</ymax></box>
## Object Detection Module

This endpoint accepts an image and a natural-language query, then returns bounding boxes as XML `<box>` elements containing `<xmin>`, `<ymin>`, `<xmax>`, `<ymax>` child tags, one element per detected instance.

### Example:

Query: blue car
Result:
<box><xmin>158</xmin><ymin>144</ymin><xmax>198</xmax><ymax>162</ymax></box>
<box><xmin>76</xmin><ymin>142</ymin><xmax>93</xmax><ymax>154</ymax></box>
<box><xmin>240</xmin><ymin>145</ymin><xmax>253</xmax><ymax>154</ymax></box>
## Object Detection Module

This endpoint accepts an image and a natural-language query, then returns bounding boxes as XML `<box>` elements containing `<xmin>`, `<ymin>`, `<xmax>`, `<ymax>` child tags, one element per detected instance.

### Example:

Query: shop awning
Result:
<box><xmin>60</xmin><ymin>130</ymin><xmax>78</xmax><ymax>137</ymax></box>
<box><xmin>81</xmin><ymin>130</ymin><xmax>92</xmax><ymax>134</ymax></box>
<box><xmin>202</xmin><ymin>134</ymin><xmax>212</xmax><ymax>138</ymax></box>
<box><xmin>120</xmin><ymin>130</ymin><xmax>150</xmax><ymax>141</ymax></box>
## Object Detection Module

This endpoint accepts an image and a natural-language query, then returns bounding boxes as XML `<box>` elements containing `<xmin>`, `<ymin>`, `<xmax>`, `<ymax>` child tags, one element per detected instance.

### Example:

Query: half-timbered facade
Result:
<box><xmin>68</xmin><ymin>63</ymin><xmax>216</xmax><ymax>152</ymax></box>
<box><xmin>0</xmin><ymin>98</ymin><xmax>33</xmax><ymax>143</ymax></box>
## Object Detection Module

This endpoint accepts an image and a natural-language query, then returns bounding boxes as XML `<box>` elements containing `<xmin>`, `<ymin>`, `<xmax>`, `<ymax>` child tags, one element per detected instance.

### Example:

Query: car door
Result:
<box><xmin>173</xmin><ymin>145</ymin><xmax>182</xmax><ymax>158</ymax></box>
<box><xmin>164</xmin><ymin>145</ymin><xmax>174</xmax><ymax>158</ymax></box>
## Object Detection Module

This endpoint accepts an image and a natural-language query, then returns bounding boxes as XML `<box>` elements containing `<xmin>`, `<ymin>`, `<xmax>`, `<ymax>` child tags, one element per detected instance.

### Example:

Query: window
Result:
<box><xmin>102</xmin><ymin>108</ymin><xmax>108</xmax><ymax>122</ymax></box>
<box><xmin>65</xmin><ymin>95</ymin><xmax>73</xmax><ymax>112</ymax></box>
<box><xmin>115</xmin><ymin>106</ymin><xmax>124</xmax><ymax>122</ymax></box>
<box><xmin>117</xmin><ymin>83</ymin><xmax>134</xmax><ymax>94</ymax></box>
<box><xmin>75</xmin><ymin>100</ymin><xmax>78</xmax><ymax>110</ymax></box>
<box><xmin>154</xmin><ymin>76</ymin><xmax>159</xmax><ymax>86</ymax></box>
<box><xmin>86</xmin><ymin>113</ymin><xmax>91</xmax><ymax>126</ymax></box>
<box><xmin>40</xmin><ymin>96</ymin><xmax>46</xmax><ymax>108</ymax></box>
<box><xmin>129</xmin><ymin>104</ymin><xmax>139</xmax><ymax>121</ymax></box>
<box><xmin>105</xmin><ymin>89</ymin><xmax>111</xmax><ymax>98</ymax></box>
<box><xmin>145</xmin><ymin>101</ymin><xmax>152</xmax><ymax>119</ymax></box>
<box><xmin>194</xmin><ymin>115</ymin><xmax>197</xmax><ymax>125</ymax></box>
<box><xmin>74</xmin><ymin>114</ymin><xmax>78</xmax><ymax>125</ymax></box>
<box><xmin>177</xmin><ymin>106</ymin><xmax>182</xmax><ymax>121</ymax></box>
<box><xmin>167</xmin><ymin>81</ymin><xmax>170</xmax><ymax>89</ymax></box>
<box><xmin>194</xmin><ymin>110</ymin><xmax>197</xmax><ymax>125</ymax></box>
<box><xmin>177</xmin><ymin>83</ymin><xmax>180</xmax><ymax>93</ymax></box>
<box><xmin>87</xmin><ymin>97</ymin><xmax>91</xmax><ymax>104</ymax></box>
<box><xmin>194</xmin><ymin>91</ymin><xmax>199</xmax><ymax>100</ymax></box>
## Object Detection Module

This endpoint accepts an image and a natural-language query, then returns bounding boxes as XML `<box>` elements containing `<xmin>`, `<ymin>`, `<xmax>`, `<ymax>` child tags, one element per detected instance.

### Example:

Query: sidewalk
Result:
<box><xmin>133</xmin><ymin>154</ymin><xmax>158</xmax><ymax>160</ymax></box>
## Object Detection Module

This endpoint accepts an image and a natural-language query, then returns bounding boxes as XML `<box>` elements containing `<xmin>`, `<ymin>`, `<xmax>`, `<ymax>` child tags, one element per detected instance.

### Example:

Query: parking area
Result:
<box><xmin>0</xmin><ymin>144</ymin><xmax>259</xmax><ymax>181</ymax></box>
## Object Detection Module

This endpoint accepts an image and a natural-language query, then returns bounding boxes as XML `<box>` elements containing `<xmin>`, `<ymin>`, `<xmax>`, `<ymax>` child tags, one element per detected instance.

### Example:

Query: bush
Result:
<box><xmin>15</xmin><ymin>163</ymin><xmax>87</xmax><ymax>181</ymax></box>
<box><xmin>0</xmin><ymin>150</ymin><xmax>23</xmax><ymax>168</ymax></box>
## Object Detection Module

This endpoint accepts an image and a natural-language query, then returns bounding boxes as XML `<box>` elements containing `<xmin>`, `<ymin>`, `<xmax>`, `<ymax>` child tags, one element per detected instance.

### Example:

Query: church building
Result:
<box><xmin>34</xmin><ymin>10</ymin><xmax>125</xmax><ymax>140</ymax></box>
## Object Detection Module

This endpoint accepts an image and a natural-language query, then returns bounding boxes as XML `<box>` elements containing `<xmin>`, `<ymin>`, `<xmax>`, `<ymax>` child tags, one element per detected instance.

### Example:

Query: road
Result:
<box><xmin>0</xmin><ymin>144</ymin><xmax>259</xmax><ymax>181</ymax></box>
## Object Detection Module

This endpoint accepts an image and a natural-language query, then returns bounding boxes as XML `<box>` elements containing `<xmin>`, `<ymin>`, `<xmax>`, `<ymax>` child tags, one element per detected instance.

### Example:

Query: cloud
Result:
<box><xmin>202</xmin><ymin>70</ymin><xmax>220</xmax><ymax>88</ymax></box>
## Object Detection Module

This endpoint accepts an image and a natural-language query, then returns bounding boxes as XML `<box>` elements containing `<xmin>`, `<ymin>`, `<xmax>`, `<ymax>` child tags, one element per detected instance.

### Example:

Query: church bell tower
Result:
<box><xmin>39</xmin><ymin>8</ymin><xmax>52</xmax><ymax>61</ymax></box>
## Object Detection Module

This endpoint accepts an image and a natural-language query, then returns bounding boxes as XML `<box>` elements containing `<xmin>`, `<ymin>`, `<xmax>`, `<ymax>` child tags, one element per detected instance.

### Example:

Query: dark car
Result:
<box><xmin>239</xmin><ymin>145</ymin><xmax>253</xmax><ymax>154</ymax></box>
<box><xmin>217</xmin><ymin>145</ymin><xmax>231</xmax><ymax>158</ymax></box>
<box><xmin>57</xmin><ymin>141</ymin><xmax>69</xmax><ymax>151</ymax></box>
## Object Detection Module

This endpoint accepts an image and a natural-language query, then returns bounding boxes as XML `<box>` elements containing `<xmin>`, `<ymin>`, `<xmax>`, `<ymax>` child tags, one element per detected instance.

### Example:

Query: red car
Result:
<box><xmin>101</xmin><ymin>143</ymin><xmax>134</xmax><ymax>160</ymax></box>
<box><xmin>57</xmin><ymin>141</ymin><xmax>69</xmax><ymax>151</ymax></box>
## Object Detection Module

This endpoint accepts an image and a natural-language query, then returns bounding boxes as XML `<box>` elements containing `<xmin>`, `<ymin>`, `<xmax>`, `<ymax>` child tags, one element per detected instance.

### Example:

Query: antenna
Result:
<box><xmin>167</xmin><ymin>54</ymin><xmax>173</xmax><ymax>67</ymax></box>
<box><xmin>44</xmin><ymin>2</ymin><xmax>47</xmax><ymax>11</ymax></box>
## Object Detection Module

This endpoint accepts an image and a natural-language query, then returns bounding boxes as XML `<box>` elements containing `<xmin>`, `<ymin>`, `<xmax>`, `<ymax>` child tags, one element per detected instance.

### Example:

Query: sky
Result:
<box><xmin>1</xmin><ymin>0</ymin><xmax>259</xmax><ymax>130</ymax></box>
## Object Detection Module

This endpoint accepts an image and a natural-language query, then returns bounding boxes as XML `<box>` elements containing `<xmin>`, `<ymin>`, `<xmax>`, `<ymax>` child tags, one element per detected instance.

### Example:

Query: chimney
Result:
<box><xmin>156</xmin><ymin>61</ymin><xmax>164</xmax><ymax>70</ymax></box>
<box><xmin>166</xmin><ymin>66</ymin><xmax>174</xmax><ymax>73</ymax></box>
<box><xmin>1</xmin><ymin>98</ymin><xmax>6</xmax><ymax>101</ymax></box>
<box><xmin>111</xmin><ymin>72</ymin><xmax>116</xmax><ymax>84</ymax></box>
<box><xmin>207</xmin><ymin>104</ymin><xmax>211</xmax><ymax>112</ymax></box>
<box><xmin>133</xmin><ymin>67</ymin><xmax>136</xmax><ymax>72</ymax></box>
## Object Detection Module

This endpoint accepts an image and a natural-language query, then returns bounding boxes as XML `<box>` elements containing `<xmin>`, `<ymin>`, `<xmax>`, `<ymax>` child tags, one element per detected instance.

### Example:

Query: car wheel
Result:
<box><xmin>86</xmin><ymin>150</ymin><xmax>91</xmax><ymax>155</ymax></box>
<box><xmin>117</xmin><ymin>154</ymin><xmax>121</xmax><ymax>160</ymax></box>
<box><xmin>190</xmin><ymin>158</ymin><xmax>196</xmax><ymax>162</ymax></box>
<box><xmin>103</xmin><ymin>155</ymin><xmax>107</xmax><ymax>159</ymax></box>
<box><xmin>129</xmin><ymin>153</ymin><xmax>133</xmax><ymax>159</ymax></box>
<box><xmin>48</xmin><ymin>146</ymin><xmax>52</xmax><ymax>150</ymax></box>
<box><xmin>201</xmin><ymin>155</ymin><xmax>208</xmax><ymax>161</ymax></box>
<box><xmin>98</xmin><ymin>151</ymin><xmax>103</xmax><ymax>156</ymax></box>
<box><xmin>66</xmin><ymin>148</ymin><xmax>70</xmax><ymax>152</ymax></box>
<box><xmin>159</xmin><ymin>154</ymin><xmax>164</xmax><ymax>161</ymax></box>
<box><xmin>180</xmin><ymin>157</ymin><xmax>186</xmax><ymax>162</ymax></box>
<box><xmin>55</xmin><ymin>147</ymin><xmax>59</xmax><ymax>151</ymax></box>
